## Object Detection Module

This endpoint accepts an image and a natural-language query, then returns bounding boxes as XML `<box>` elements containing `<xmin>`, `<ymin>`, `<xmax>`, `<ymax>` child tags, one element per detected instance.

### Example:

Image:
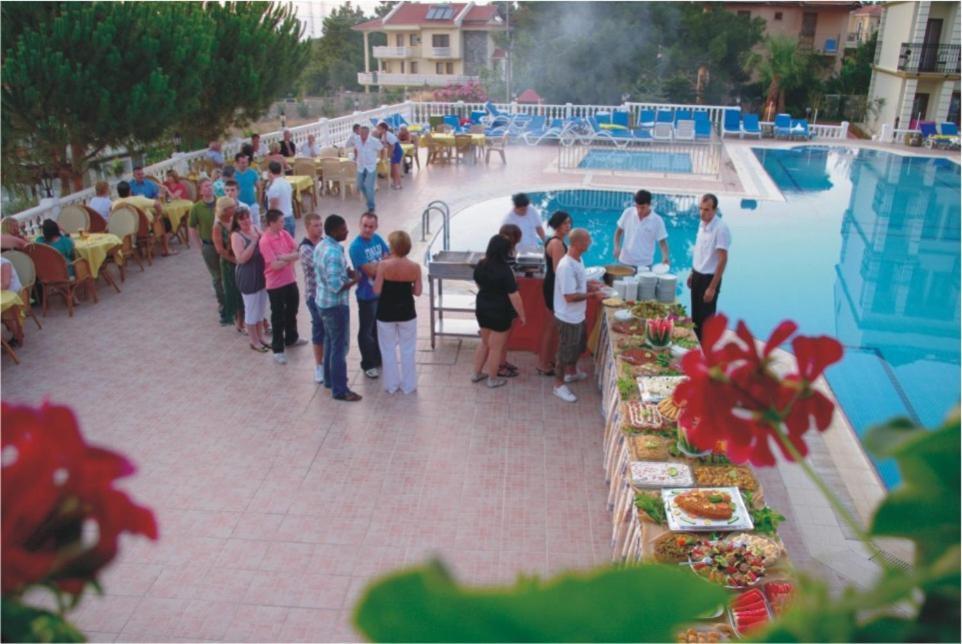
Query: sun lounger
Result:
<box><xmin>694</xmin><ymin>112</ymin><xmax>712</xmax><ymax>140</ymax></box>
<box><xmin>675</xmin><ymin>109</ymin><xmax>693</xmax><ymax>123</ymax></box>
<box><xmin>674</xmin><ymin>119</ymin><xmax>695</xmax><ymax>141</ymax></box>
<box><xmin>722</xmin><ymin>109</ymin><xmax>741</xmax><ymax>138</ymax></box>
<box><xmin>637</xmin><ymin>109</ymin><xmax>656</xmax><ymax>130</ymax></box>
<box><xmin>656</xmin><ymin>110</ymin><xmax>674</xmax><ymax>125</ymax></box>
<box><xmin>652</xmin><ymin>122</ymin><xmax>673</xmax><ymax>142</ymax></box>
<box><xmin>789</xmin><ymin>119</ymin><xmax>811</xmax><ymax>140</ymax></box>
<box><xmin>773</xmin><ymin>113</ymin><xmax>792</xmax><ymax>139</ymax></box>
<box><xmin>741</xmin><ymin>114</ymin><xmax>762</xmax><ymax>138</ymax></box>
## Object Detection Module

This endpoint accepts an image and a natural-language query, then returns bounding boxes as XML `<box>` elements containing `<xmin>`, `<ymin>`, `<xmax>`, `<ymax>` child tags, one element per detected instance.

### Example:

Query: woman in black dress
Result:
<box><xmin>472</xmin><ymin>235</ymin><xmax>526</xmax><ymax>388</ymax></box>
<box><xmin>537</xmin><ymin>211</ymin><xmax>573</xmax><ymax>375</ymax></box>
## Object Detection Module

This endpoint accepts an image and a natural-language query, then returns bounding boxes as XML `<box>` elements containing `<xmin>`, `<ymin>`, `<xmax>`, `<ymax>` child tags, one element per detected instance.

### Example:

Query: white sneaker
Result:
<box><xmin>291</xmin><ymin>338</ymin><xmax>308</xmax><ymax>347</ymax></box>
<box><xmin>553</xmin><ymin>384</ymin><xmax>577</xmax><ymax>403</ymax></box>
<box><xmin>564</xmin><ymin>371</ymin><xmax>588</xmax><ymax>383</ymax></box>
<box><xmin>273</xmin><ymin>353</ymin><xmax>287</xmax><ymax>365</ymax></box>
<box><xmin>364</xmin><ymin>367</ymin><xmax>380</xmax><ymax>379</ymax></box>
<box><xmin>313</xmin><ymin>366</ymin><xmax>324</xmax><ymax>384</ymax></box>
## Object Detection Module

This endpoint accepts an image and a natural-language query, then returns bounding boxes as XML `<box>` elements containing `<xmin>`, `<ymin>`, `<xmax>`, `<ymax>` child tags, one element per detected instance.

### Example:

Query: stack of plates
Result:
<box><xmin>614</xmin><ymin>278</ymin><xmax>638</xmax><ymax>300</ymax></box>
<box><xmin>656</xmin><ymin>274</ymin><xmax>677</xmax><ymax>303</ymax></box>
<box><xmin>637</xmin><ymin>271</ymin><xmax>658</xmax><ymax>301</ymax></box>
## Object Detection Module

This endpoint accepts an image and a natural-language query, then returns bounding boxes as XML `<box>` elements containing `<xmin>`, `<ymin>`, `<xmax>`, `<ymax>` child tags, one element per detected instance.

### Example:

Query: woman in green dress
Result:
<box><xmin>212</xmin><ymin>197</ymin><xmax>243</xmax><ymax>333</ymax></box>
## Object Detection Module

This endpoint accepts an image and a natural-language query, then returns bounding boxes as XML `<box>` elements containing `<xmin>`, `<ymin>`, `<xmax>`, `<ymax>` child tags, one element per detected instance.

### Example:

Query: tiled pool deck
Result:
<box><xmin>3</xmin><ymin>139</ymin><xmax>938</xmax><ymax>641</ymax></box>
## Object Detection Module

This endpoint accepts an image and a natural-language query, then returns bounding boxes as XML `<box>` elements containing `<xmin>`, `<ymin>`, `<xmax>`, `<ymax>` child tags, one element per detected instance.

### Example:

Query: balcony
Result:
<box><xmin>372</xmin><ymin>46</ymin><xmax>414</xmax><ymax>59</ymax></box>
<box><xmin>424</xmin><ymin>46</ymin><xmax>455</xmax><ymax>59</ymax></box>
<box><xmin>897</xmin><ymin>42</ymin><xmax>961</xmax><ymax>74</ymax></box>
<box><xmin>358</xmin><ymin>72</ymin><xmax>478</xmax><ymax>87</ymax></box>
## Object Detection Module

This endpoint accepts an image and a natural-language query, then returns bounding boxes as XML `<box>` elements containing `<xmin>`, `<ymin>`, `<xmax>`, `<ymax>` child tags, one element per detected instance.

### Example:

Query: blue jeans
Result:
<box><xmin>356</xmin><ymin>298</ymin><xmax>381</xmax><ymax>371</ymax></box>
<box><xmin>306</xmin><ymin>297</ymin><xmax>326</xmax><ymax>346</ymax></box>
<box><xmin>283</xmin><ymin>217</ymin><xmax>296</xmax><ymax>238</ymax></box>
<box><xmin>357</xmin><ymin>168</ymin><xmax>376</xmax><ymax>212</ymax></box>
<box><xmin>320</xmin><ymin>304</ymin><xmax>350</xmax><ymax>397</ymax></box>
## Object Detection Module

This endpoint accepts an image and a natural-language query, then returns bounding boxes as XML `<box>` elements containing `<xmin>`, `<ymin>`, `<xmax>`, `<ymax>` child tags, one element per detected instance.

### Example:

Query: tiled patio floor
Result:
<box><xmin>3</xmin><ymin>141</ymin><xmax>899</xmax><ymax>641</ymax></box>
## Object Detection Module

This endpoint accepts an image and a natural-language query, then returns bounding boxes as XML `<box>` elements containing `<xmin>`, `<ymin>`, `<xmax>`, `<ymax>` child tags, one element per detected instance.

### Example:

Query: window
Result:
<box><xmin>396</xmin><ymin>34</ymin><xmax>403</xmax><ymax>47</ymax></box>
<box><xmin>410</xmin><ymin>61</ymin><xmax>418</xmax><ymax>74</ymax></box>
<box><xmin>436</xmin><ymin>62</ymin><xmax>445</xmax><ymax>74</ymax></box>
<box><xmin>737</xmin><ymin>10</ymin><xmax>750</xmax><ymax>19</ymax></box>
<box><xmin>400</xmin><ymin>61</ymin><xmax>405</xmax><ymax>73</ymax></box>
<box><xmin>446</xmin><ymin>62</ymin><xmax>454</xmax><ymax>74</ymax></box>
<box><xmin>410</xmin><ymin>34</ymin><xmax>420</xmax><ymax>46</ymax></box>
<box><xmin>774</xmin><ymin>11</ymin><xmax>783</xmax><ymax>20</ymax></box>
<box><xmin>432</xmin><ymin>34</ymin><xmax>450</xmax><ymax>48</ymax></box>
<box><xmin>381</xmin><ymin>61</ymin><xmax>389</xmax><ymax>72</ymax></box>
<box><xmin>426</xmin><ymin>4</ymin><xmax>454</xmax><ymax>20</ymax></box>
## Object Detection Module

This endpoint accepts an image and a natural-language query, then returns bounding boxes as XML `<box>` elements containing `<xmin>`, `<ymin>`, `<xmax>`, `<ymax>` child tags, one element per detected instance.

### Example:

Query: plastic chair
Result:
<box><xmin>694</xmin><ymin>112</ymin><xmax>712</xmax><ymax>140</ymax></box>
<box><xmin>637</xmin><ymin>109</ymin><xmax>656</xmax><ymax>129</ymax></box>
<box><xmin>106</xmin><ymin>206</ymin><xmax>142</xmax><ymax>281</ymax></box>
<box><xmin>652</xmin><ymin>122</ymin><xmax>673</xmax><ymax>142</ymax></box>
<box><xmin>741</xmin><ymin>114</ymin><xmax>762</xmax><ymax>138</ymax></box>
<box><xmin>722</xmin><ymin>109</ymin><xmax>741</xmax><ymax>137</ymax></box>
<box><xmin>2</xmin><ymin>249</ymin><xmax>42</xmax><ymax>330</ymax></box>
<box><xmin>317</xmin><ymin>147</ymin><xmax>339</xmax><ymax>159</ymax></box>
<box><xmin>25</xmin><ymin>242</ymin><xmax>97</xmax><ymax>317</ymax></box>
<box><xmin>179</xmin><ymin>179</ymin><xmax>198</xmax><ymax>202</ymax></box>
<box><xmin>675</xmin><ymin>120</ymin><xmax>695</xmax><ymax>141</ymax></box>
<box><xmin>337</xmin><ymin>160</ymin><xmax>358</xmax><ymax>200</ymax></box>
<box><xmin>320</xmin><ymin>158</ymin><xmax>343</xmax><ymax>195</ymax></box>
<box><xmin>773</xmin><ymin>113</ymin><xmax>792</xmax><ymax>138</ymax></box>
<box><xmin>57</xmin><ymin>205</ymin><xmax>90</xmax><ymax>234</ymax></box>
<box><xmin>485</xmin><ymin>133</ymin><xmax>507</xmax><ymax>165</ymax></box>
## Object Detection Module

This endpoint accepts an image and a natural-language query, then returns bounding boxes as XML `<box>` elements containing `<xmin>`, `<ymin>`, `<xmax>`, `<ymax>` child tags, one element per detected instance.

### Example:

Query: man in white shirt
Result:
<box><xmin>501</xmin><ymin>193</ymin><xmax>545</xmax><ymax>254</ymax></box>
<box><xmin>552</xmin><ymin>228</ymin><xmax>603</xmax><ymax>403</ymax></box>
<box><xmin>354</xmin><ymin>125</ymin><xmax>387</xmax><ymax>212</ymax></box>
<box><xmin>343</xmin><ymin>123</ymin><xmax>361</xmax><ymax>155</ymax></box>
<box><xmin>688</xmin><ymin>193</ymin><xmax>730</xmax><ymax>341</ymax></box>
<box><xmin>265</xmin><ymin>161</ymin><xmax>295</xmax><ymax>237</ymax></box>
<box><xmin>613</xmin><ymin>189</ymin><xmax>669</xmax><ymax>270</ymax></box>
<box><xmin>303</xmin><ymin>134</ymin><xmax>322</xmax><ymax>158</ymax></box>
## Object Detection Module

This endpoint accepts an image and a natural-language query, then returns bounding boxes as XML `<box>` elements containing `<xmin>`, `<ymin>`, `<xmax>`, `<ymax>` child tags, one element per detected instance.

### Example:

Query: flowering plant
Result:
<box><xmin>2</xmin><ymin>402</ymin><xmax>157</xmax><ymax>640</ymax></box>
<box><xmin>432</xmin><ymin>81</ymin><xmax>488</xmax><ymax>102</ymax></box>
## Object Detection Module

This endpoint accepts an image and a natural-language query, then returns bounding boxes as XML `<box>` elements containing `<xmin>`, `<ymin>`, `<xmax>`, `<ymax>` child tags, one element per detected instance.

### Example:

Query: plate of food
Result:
<box><xmin>613</xmin><ymin>308</ymin><xmax>634</xmax><ymax>322</ymax></box>
<box><xmin>728</xmin><ymin>587</ymin><xmax>772</xmax><ymax>636</ymax></box>
<box><xmin>693</xmin><ymin>464</ymin><xmax>759</xmax><ymax>493</ymax></box>
<box><xmin>624</xmin><ymin>401</ymin><xmax>664</xmax><ymax>429</ymax></box>
<box><xmin>662</xmin><ymin>486</ymin><xmax>754</xmax><ymax>532</ymax></box>
<box><xmin>629</xmin><ymin>434</ymin><xmax>675</xmax><ymax>460</ymax></box>
<box><xmin>721</xmin><ymin>533</ymin><xmax>784</xmax><ymax>567</ymax></box>
<box><xmin>676</xmin><ymin>624</ymin><xmax>735</xmax><ymax>643</ymax></box>
<box><xmin>638</xmin><ymin>375</ymin><xmax>686</xmax><ymax>403</ymax></box>
<box><xmin>602</xmin><ymin>296</ymin><xmax>625</xmax><ymax>307</ymax></box>
<box><xmin>629</xmin><ymin>461</ymin><xmax>694</xmax><ymax>488</ymax></box>
<box><xmin>652</xmin><ymin>531</ymin><xmax>702</xmax><ymax>564</ymax></box>
<box><xmin>689</xmin><ymin>540</ymin><xmax>766</xmax><ymax>589</ymax></box>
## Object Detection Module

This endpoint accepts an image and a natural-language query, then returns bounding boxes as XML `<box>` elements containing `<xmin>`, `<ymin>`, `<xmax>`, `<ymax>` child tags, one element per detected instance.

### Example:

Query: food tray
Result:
<box><xmin>727</xmin><ymin>587</ymin><xmax>772</xmax><ymax>638</ymax></box>
<box><xmin>629</xmin><ymin>461</ymin><xmax>694</xmax><ymax>488</ymax></box>
<box><xmin>625</xmin><ymin>401</ymin><xmax>664</xmax><ymax>429</ymax></box>
<box><xmin>638</xmin><ymin>375</ymin><xmax>687</xmax><ymax>402</ymax></box>
<box><xmin>662</xmin><ymin>486</ymin><xmax>754</xmax><ymax>532</ymax></box>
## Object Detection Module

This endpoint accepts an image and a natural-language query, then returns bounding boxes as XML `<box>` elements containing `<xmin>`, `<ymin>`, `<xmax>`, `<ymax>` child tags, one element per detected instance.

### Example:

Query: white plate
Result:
<box><xmin>630</xmin><ymin>461</ymin><xmax>694</xmax><ymax>488</ymax></box>
<box><xmin>585</xmin><ymin>266</ymin><xmax>606</xmax><ymax>280</ymax></box>
<box><xmin>613</xmin><ymin>309</ymin><xmax>633</xmax><ymax>321</ymax></box>
<box><xmin>652</xmin><ymin>264</ymin><xmax>670</xmax><ymax>275</ymax></box>
<box><xmin>662</xmin><ymin>486</ymin><xmax>754</xmax><ymax>532</ymax></box>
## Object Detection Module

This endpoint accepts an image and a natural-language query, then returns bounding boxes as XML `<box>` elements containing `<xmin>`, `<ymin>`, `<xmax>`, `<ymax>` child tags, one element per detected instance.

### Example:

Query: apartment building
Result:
<box><xmin>846</xmin><ymin>4</ymin><xmax>882</xmax><ymax>49</ymax></box>
<box><xmin>724</xmin><ymin>1</ymin><xmax>859</xmax><ymax>71</ymax></box>
<box><xmin>867</xmin><ymin>1</ymin><xmax>961</xmax><ymax>133</ymax></box>
<box><xmin>353</xmin><ymin>2</ymin><xmax>506</xmax><ymax>89</ymax></box>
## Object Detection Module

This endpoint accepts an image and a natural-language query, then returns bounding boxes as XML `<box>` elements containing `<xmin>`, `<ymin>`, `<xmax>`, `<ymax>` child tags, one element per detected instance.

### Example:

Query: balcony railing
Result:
<box><xmin>357</xmin><ymin>72</ymin><xmax>477</xmax><ymax>87</ymax></box>
<box><xmin>372</xmin><ymin>46</ymin><xmax>413</xmax><ymax>59</ymax></box>
<box><xmin>425</xmin><ymin>47</ymin><xmax>454</xmax><ymax>59</ymax></box>
<box><xmin>897</xmin><ymin>42</ymin><xmax>961</xmax><ymax>74</ymax></box>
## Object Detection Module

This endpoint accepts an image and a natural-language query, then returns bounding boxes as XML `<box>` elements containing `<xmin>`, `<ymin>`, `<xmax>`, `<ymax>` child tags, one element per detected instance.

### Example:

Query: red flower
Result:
<box><xmin>674</xmin><ymin>315</ymin><xmax>844</xmax><ymax>466</ymax></box>
<box><xmin>2</xmin><ymin>402</ymin><xmax>157</xmax><ymax>597</ymax></box>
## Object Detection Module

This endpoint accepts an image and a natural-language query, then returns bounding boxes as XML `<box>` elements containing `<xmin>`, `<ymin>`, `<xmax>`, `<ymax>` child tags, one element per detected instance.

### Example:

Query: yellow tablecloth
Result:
<box><xmin>401</xmin><ymin>143</ymin><xmax>415</xmax><ymax>156</ymax></box>
<box><xmin>289</xmin><ymin>175</ymin><xmax>315</xmax><ymax>200</ymax></box>
<box><xmin>162</xmin><ymin>199</ymin><xmax>194</xmax><ymax>231</ymax></box>
<box><xmin>71</xmin><ymin>233</ymin><xmax>122</xmax><ymax>278</ymax></box>
<box><xmin>113</xmin><ymin>196</ymin><xmax>158</xmax><ymax>222</ymax></box>
<box><xmin>407</xmin><ymin>124</ymin><xmax>423</xmax><ymax>132</ymax></box>
<box><xmin>430</xmin><ymin>133</ymin><xmax>486</xmax><ymax>145</ymax></box>
<box><xmin>1</xmin><ymin>290</ymin><xmax>23</xmax><ymax>314</ymax></box>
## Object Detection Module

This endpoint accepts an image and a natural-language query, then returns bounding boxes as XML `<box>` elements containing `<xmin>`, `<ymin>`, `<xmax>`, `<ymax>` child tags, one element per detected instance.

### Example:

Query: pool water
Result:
<box><xmin>578</xmin><ymin>149</ymin><xmax>693</xmax><ymax>173</ymax></box>
<box><xmin>447</xmin><ymin>146</ymin><xmax>960</xmax><ymax>487</ymax></box>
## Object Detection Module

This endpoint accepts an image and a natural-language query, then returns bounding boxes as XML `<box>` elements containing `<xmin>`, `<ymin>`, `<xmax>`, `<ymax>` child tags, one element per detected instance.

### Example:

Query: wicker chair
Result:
<box><xmin>25</xmin><ymin>242</ymin><xmax>97</xmax><ymax>317</ymax></box>
<box><xmin>337</xmin><ymin>160</ymin><xmax>358</xmax><ymax>200</ymax></box>
<box><xmin>318</xmin><ymin>147</ymin><xmax>339</xmax><ymax>159</ymax></box>
<box><xmin>454</xmin><ymin>134</ymin><xmax>474</xmax><ymax>164</ymax></box>
<box><xmin>292</xmin><ymin>159</ymin><xmax>318</xmax><ymax>210</ymax></box>
<box><xmin>2</xmin><ymin>249</ymin><xmax>42</xmax><ymax>330</ymax></box>
<box><xmin>84</xmin><ymin>206</ymin><xmax>108</xmax><ymax>233</ymax></box>
<box><xmin>320</xmin><ymin>158</ymin><xmax>343</xmax><ymax>195</ymax></box>
<box><xmin>108</xmin><ymin>205</ymin><xmax>146</xmax><ymax>277</ymax></box>
<box><xmin>58</xmin><ymin>205</ymin><xmax>90</xmax><ymax>234</ymax></box>
<box><xmin>179</xmin><ymin>179</ymin><xmax>198</xmax><ymax>202</ymax></box>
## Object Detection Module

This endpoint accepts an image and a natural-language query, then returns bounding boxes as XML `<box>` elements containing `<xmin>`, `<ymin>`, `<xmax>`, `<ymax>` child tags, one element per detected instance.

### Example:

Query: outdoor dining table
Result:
<box><xmin>1</xmin><ymin>289</ymin><xmax>25</xmax><ymax>344</ymax></box>
<box><xmin>162</xmin><ymin>199</ymin><xmax>194</xmax><ymax>231</ymax></box>
<box><xmin>288</xmin><ymin>175</ymin><xmax>316</xmax><ymax>201</ymax></box>
<box><xmin>70</xmin><ymin>232</ymin><xmax>122</xmax><ymax>278</ymax></box>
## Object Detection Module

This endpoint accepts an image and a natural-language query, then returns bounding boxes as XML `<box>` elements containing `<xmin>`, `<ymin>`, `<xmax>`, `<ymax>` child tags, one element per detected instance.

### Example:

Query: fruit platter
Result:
<box><xmin>689</xmin><ymin>539</ymin><xmax>766</xmax><ymax>589</ymax></box>
<box><xmin>646</xmin><ymin>318</ymin><xmax>675</xmax><ymax>349</ymax></box>
<box><xmin>630</xmin><ymin>461</ymin><xmax>694</xmax><ymax>488</ymax></box>
<box><xmin>728</xmin><ymin>587</ymin><xmax>771</xmax><ymax>635</ymax></box>
<box><xmin>662</xmin><ymin>486</ymin><xmax>754</xmax><ymax>532</ymax></box>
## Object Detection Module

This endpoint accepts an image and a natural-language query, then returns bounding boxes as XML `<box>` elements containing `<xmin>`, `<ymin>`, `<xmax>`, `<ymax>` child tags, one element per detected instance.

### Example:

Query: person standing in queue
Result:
<box><xmin>471</xmin><ymin>235</ymin><xmax>526</xmax><ymax>389</ymax></box>
<box><xmin>501</xmin><ymin>193</ymin><xmax>545</xmax><ymax>254</ymax></box>
<box><xmin>259</xmin><ymin>208</ymin><xmax>305</xmax><ymax>364</ymax></box>
<box><xmin>552</xmin><ymin>229</ymin><xmax>603</xmax><ymax>403</ymax></box>
<box><xmin>350</xmin><ymin>212</ymin><xmax>389</xmax><ymax>379</ymax></box>
<box><xmin>189</xmin><ymin>179</ymin><xmax>228</xmax><ymax>324</ymax></box>
<box><xmin>537</xmin><ymin>210</ymin><xmax>573</xmax><ymax>376</ymax></box>
<box><xmin>299</xmin><ymin>213</ymin><xmax>326</xmax><ymax>384</ymax></box>
<box><xmin>315</xmin><ymin>214</ymin><xmax>362</xmax><ymax>402</ymax></box>
<box><xmin>688</xmin><ymin>193</ymin><xmax>730</xmax><ymax>342</ymax></box>
<box><xmin>612</xmin><ymin>189</ymin><xmax>670</xmax><ymax>271</ymax></box>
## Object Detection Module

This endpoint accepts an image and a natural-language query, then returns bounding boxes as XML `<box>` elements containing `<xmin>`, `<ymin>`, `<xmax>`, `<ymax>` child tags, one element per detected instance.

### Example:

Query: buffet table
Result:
<box><xmin>593</xmin><ymin>303</ymin><xmax>795</xmax><ymax>640</ymax></box>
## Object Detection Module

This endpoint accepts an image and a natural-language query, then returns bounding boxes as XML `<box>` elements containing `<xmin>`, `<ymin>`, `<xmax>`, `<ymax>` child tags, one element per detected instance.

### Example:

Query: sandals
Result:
<box><xmin>486</xmin><ymin>377</ymin><xmax>507</xmax><ymax>389</ymax></box>
<box><xmin>498</xmin><ymin>362</ymin><xmax>519</xmax><ymax>378</ymax></box>
<box><xmin>260</xmin><ymin>341</ymin><xmax>271</xmax><ymax>350</ymax></box>
<box><xmin>536</xmin><ymin>367</ymin><xmax>556</xmax><ymax>376</ymax></box>
<box><xmin>470</xmin><ymin>372</ymin><xmax>487</xmax><ymax>383</ymax></box>
<box><xmin>250</xmin><ymin>344</ymin><xmax>269</xmax><ymax>353</ymax></box>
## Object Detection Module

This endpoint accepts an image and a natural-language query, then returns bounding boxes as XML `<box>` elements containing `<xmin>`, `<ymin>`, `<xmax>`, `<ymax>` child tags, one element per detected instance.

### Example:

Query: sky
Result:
<box><xmin>291</xmin><ymin>0</ymin><xmax>384</xmax><ymax>38</ymax></box>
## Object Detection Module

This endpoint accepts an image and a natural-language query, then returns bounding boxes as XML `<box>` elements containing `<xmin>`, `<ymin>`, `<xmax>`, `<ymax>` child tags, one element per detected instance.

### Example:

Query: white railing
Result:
<box><xmin>372</xmin><ymin>46</ymin><xmax>413</xmax><ymax>58</ymax></box>
<box><xmin>877</xmin><ymin>124</ymin><xmax>922</xmax><ymax>144</ymax></box>
<box><xmin>357</xmin><ymin>72</ymin><xmax>478</xmax><ymax>87</ymax></box>
<box><xmin>424</xmin><ymin>47</ymin><xmax>454</xmax><ymax>59</ymax></box>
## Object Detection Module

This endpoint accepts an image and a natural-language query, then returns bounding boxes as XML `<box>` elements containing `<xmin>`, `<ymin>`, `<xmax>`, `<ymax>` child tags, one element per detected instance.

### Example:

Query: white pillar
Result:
<box><xmin>363</xmin><ymin>32</ymin><xmax>371</xmax><ymax>95</ymax></box>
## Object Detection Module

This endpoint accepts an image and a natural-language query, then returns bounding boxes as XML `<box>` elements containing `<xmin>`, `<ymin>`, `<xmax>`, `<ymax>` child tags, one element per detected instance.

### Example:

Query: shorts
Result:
<box><xmin>391</xmin><ymin>142</ymin><xmax>403</xmax><ymax>165</ymax></box>
<box><xmin>555</xmin><ymin>317</ymin><xmax>586</xmax><ymax>367</ymax></box>
<box><xmin>476</xmin><ymin>311</ymin><xmax>513</xmax><ymax>333</ymax></box>
<box><xmin>306</xmin><ymin>297</ymin><xmax>326</xmax><ymax>346</ymax></box>
<box><xmin>241</xmin><ymin>289</ymin><xmax>268</xmax><ymax>325</ymax></box>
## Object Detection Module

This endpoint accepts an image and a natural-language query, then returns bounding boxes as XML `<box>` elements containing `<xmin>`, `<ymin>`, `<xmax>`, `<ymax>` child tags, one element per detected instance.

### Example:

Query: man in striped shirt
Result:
<box><xmin>313</xmin><ymin>214</ymin><xmax>361</xmax><ymax>402</ymax></box>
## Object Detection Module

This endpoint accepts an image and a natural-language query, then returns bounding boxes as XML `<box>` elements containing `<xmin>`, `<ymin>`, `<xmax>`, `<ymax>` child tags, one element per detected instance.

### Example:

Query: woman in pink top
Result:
<box><xmin>163</xmin><ymin>170</ymin><xmax>189</xmax><ymax>200</ymax></box>
<box><xmin>258</xmin><ymin>208</ymin><xmax>304</xmax><ymax>363</ymax></box>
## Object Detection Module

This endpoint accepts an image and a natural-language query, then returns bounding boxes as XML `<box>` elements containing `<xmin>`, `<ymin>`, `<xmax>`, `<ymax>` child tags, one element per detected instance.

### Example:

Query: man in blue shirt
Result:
<box><xmin>233</xmin><ymin>153</ymin><xmax>262</xmax><ymax>226</ymax></box>
<box><xmin>127</xmin><ymin>166</ymin><xmax>177</xmax><ymax>256</ymax></box>
<box><xmin>207</xmin><ymin>140</ymin><xmax>225</xmax><ymax>168</ymax></box>
<box><xmin>129</xmin><ymin>166</ymin><xmax>160</xmax><ymax>199</ymax></box>
<box><xmin>349</xmin><ymin>211</ymin><xmax>389</xmax><ymax>378</ymax></box>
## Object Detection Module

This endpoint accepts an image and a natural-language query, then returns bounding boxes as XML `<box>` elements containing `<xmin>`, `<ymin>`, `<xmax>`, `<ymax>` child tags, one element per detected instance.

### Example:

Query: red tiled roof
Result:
<box><xmin>851</xmin><ymin>4</ymin><xmax>883</xmax><ymax>16</ymax></box>
<box><xmin>516</xmin><ymin>88</ymin><xmax>542</xmax><ymax>103</ymax></box>
<box><xmin>353</xmin><ymin>2</ymin><xmax>502</xmax><ymax>30</ymax></box>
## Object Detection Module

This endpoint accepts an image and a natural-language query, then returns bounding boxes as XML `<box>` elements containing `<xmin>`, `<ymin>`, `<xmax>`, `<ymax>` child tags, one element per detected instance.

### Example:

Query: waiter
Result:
<box><xmin>688</xmin><ymin>193</ymin><xmax>730</xmax><ymax>341</ymax></box>
<box><xmin>612</xmin><ymin>189</ymin><xmax>670</xmax><ymax>271</ymax></box>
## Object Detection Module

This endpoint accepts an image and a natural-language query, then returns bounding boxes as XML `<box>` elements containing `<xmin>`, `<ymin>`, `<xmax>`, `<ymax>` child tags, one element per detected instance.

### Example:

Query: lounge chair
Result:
<box><xmin>637</xmin><ymin>109</ymin><xmax>656</xmax><ymax>130</ymax></box>
<box><xmin>587</xmin><ymin>116</ymin><xmax>634</xmax><ymax>147</ymax></box>
<box><xmin>694</xmin><ymin>112</ymin><xmax>712</xmax><ymax>140</ymax></box>
<box><xmin>675</xmin><ymin>109</ymin><xmax>693</xmax><ymax>123</ymax></box>
<box><xmin>741</xmin><ymin>114</ymin><xmax>762</xmax><ymax>138</ymax></box>
<box><xmin>674</xmin><ymin>120</ymin><xmax>695</xmax><ymax>141</ymax></box>
<box><xmin>443</xmin><ymin>115</ymin><xmax>463</xmax><ymax>133</ymax></box>
<box><xmin>612</xmin><ymin>111</ymin><xmax>632</xmax><ymax>129</ymax></box>
<box><xmin>927</xmin><ymin>122</ymin><xmax>959</xmax><ymax>149</ymax></box>
<box><xmin>773</xmin><ymin>113</ymin><xmax>792</xmax><ymax>139</ymax></box>
<box><xmin>940</xmin><ymin>122</ymin><xmax>959</xmax><ymax>136</ymax></box>
<box><xmin>789</xmin><ymin>119</ymin><xmax>811</xmax><ymax>140</ymax></box>
<box><xmin>652</xmin><ymin>122</ymin><xmax>673</xmax><ymax>142</ymax></box>
<box><xmin>722</xmin><ymin>109</ymin><xmax>741</xmax><ymax>138</ymax></box>
<box><xmin>522</xmin><ymin>117</ymin><xmax>568</xmax><ymax>145</ymax></box>
<box><xmin>482</xmin><ymin>101</ymin><xmax>531</xmax><ymax>129</ymax></box>
<box><xmin>656</xmin><ymin>110</ymin><xmax>674</xmax><ymax>125</ymax></box>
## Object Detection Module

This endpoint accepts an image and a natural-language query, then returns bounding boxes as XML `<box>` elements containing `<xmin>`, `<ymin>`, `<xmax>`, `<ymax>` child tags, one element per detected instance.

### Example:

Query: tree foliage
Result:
<box><xmin>1</xmin><ymin>1</ymin><xmax>307</xmax><ymax>194</ymax></box>
<box><xmin>826</xmin><ymin>32</ymin><xmax>878</xmax><ymax>96</ymax></box>
<box><xmin>746</xmin><ymin>36</ymin><xmax>828</xmax><ymax>116</ymax></box>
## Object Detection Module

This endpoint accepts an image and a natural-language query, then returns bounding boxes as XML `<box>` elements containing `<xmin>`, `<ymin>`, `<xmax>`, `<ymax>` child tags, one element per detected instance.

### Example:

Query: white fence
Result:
<box><xmin>8</xmin><ymin>99</ymin><xmax>853</xmax><ymax>232</ymax></box>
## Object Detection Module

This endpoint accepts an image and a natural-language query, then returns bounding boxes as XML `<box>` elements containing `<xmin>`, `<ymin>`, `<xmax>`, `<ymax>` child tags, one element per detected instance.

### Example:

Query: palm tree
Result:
<box><xmin>747</xmin><ymin>36</ymin><xmax>823</xmax><ymax>118</ymax></box>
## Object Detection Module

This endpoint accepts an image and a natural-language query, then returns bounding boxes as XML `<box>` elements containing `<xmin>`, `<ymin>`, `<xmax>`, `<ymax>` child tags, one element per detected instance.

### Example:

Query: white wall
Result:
<box><xmin>876</xmin><ymin>2</ymin><xmax>917</xmax><ymax>71</ymax></box>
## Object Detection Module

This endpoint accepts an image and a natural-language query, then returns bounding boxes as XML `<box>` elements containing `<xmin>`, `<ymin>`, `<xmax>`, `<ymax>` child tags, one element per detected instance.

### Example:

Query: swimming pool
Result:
<box><xmin>447</xmin><ymin>147</ymin><xmax>960</xmax><ymax>486</ymax></box>
<box><xmin>578</xmin><ymin>149</ymin><xmax>693</xmax><ymax>173</ymax></box>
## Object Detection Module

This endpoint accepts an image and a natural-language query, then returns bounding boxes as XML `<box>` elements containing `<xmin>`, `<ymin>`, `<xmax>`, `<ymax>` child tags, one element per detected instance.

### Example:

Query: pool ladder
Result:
<box><xmin>420</xmin><ymin>200</ymin><xmax>450</xmax><ymax>251</ymax></box>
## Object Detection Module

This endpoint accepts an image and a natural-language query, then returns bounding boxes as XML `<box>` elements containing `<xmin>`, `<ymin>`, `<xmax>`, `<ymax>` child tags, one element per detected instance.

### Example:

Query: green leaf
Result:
<box><xmin>353</xmin><ymin>558</ymin><xmax>728</xmax><ymax>642</ymax></box>
<box><xmin>1</xmin><ymin>598</ymin><xmax>85</xmax><ymax>643</ymax></box>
